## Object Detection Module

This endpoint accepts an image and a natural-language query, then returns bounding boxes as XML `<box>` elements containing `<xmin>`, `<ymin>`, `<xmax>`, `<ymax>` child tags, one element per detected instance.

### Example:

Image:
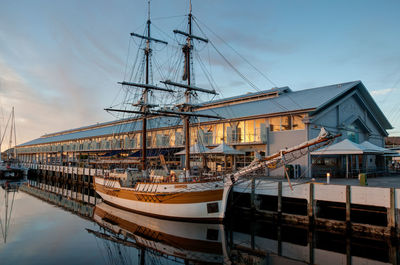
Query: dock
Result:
<box><xmin>232</xmin><ymin>176</ymin><xmax>400</xmax><ymax>238</ymax></box>
<box><xmin>22</xmin><ymin>162</ymin><xmax>400</xmax><ymax>238</ymax></box>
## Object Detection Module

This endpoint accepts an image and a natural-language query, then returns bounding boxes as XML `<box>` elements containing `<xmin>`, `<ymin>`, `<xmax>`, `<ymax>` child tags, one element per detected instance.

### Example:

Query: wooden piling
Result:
<box><xmin>277</xmin><ymin>225</ymin><xmax>282</xmax><ymax>256</ymax></box>
<box><xmin>346</xmin><ymin>237</ymin><xmax>351</xmax><ymax>265</ymax></box>
<box><xmin>308</xmin><ymin>229</ymin><xmax>314</xmax><ymax>265</ymax></box>
<box><xmin>388</xmin><ymin>188</ymin><xmax>397</xmax><ymax>238</ymax></box>
<box><xmin>308</xmin><ymin>183</ymin><xmax>314</xmax><ymax>225</ymax></box>
<box><xmin>346</xmin><ymin>185</ymin><xmax>351</xmax><ymax>232</ymax></box>
<box><xmin>277</xmin><ymin>181</ymin><xmax>282</xmax><ymax>219</ymax></box>
<box><xmin>251</xmin><ymin>178</ymin><xmax>256</xmax><ymax>212</ymax></box>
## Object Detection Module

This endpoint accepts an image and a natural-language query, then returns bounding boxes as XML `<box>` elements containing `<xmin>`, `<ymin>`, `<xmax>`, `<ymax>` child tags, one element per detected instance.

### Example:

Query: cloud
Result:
<box><xmin>370</xmin><ymin>88</ymin><xmax>394</xmax><ymax>96</ymax></box>
<box><xmin>0</xmin><ymin>54</ymin><xmax>112</xmax><ymax>149</ymax></box>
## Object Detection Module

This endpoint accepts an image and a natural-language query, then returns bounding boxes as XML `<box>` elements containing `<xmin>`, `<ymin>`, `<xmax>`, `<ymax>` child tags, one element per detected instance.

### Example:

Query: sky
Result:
<box><xmin>0</xmin><ymin>0</ymin><xmax>400</xmax><ymax>147</ymax></box>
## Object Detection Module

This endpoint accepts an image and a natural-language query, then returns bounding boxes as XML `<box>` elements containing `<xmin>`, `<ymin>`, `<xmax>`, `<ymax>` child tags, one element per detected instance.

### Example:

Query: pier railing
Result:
<box><xmin>22</xmin><ymin>162</ymin><xmax>110</xmax><ymax>177</ymax></box>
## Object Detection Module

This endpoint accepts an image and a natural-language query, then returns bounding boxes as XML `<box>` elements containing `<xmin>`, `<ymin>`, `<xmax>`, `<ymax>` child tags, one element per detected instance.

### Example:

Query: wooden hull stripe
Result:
<box><xmin>94</xmin><ymin>183</ymin><xmax>223</xmax><ymax>204</ymax></box>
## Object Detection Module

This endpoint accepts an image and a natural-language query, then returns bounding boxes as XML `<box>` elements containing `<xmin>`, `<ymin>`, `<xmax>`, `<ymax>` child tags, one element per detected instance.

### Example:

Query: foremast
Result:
<box><xmin>105</xmin><ymin>1</ymin><xmax>168</xmax><ymax>176</ymax></box>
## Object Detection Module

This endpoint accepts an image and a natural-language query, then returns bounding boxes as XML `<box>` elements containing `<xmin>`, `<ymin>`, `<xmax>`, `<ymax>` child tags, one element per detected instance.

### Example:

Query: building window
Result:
<box><xmin>244</xmin><ymin>120</ymin><xmax>255</xmax><ymax>142</ymax></box>
<box><xmin>269</xmin><ymin>117</ymin><xmax>281</xmax><ymax>131</ymax></box>
<box><xmin>281</xmin><ymin>115</ymin><xmax>292</xmax><ymax>131</ymax></box>
<box><xmin>293</xmin><ymin>114</ymin><xmax>305</xmax><ymax>130</ymax></box>
<box><xmin>347</xmin><ymin>124</ymin><xmax>359</xmax><ymax>143</ymax></box>
<box><xmin>214</xmin><ymin>123</ymin><xmax>224</xmax><ymax>144</ymax></box>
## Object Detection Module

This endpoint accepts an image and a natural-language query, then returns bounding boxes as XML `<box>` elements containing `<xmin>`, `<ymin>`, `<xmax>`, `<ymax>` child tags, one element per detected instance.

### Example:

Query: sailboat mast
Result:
<box><xmin>166</xmin><ymin>1</ymin><xmax>214</xmax><ymax>176</ymax></box>
<box><xmin>8</xmin><ymin>107</ymin><xmax>14</xmax><ymax>160</ymax></box>
<box><xmin>13</xmin><ymin>107</ymin><xmax>16</xmax><ymax>160</ymax></box>
<box><xmin>107</xmin><ymin>1</ymin><xmax>168</xmax><ymax>175</ymax></box>
<box><xmin>183</xmin><ymin>9</ymin><xmax>193</xmax><ymax>175</ymax></box>
<box><xmin>141</xmin><ymin>0</ymin><xmax>151</xmax><ymax>174</ymax></box>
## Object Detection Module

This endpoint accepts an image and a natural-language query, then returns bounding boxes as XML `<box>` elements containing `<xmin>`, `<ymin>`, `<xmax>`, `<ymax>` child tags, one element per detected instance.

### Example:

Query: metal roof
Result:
<box><xmin>19</xmin><ymin>80</ymin><xmax>390</xmax><ymax>147</ymax></box>
<box><xmin>196</xmin><ymin>81</ymin><xmax>361</xmax><ymax>122</ymax></box>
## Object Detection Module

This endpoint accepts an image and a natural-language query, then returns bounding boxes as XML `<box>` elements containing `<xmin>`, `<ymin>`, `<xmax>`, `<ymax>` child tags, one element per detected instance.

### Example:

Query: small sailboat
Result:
<box><xmin>0</xmin><ymin>107</ymin><xmax>26</xmax><ymax>180</ymax></box>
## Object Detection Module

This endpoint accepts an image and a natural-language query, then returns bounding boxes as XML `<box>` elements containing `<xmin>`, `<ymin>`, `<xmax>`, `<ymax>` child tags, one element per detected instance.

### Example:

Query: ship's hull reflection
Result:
<box><xmin>89</xmin><ymin>203</ymin><xmax>229</xmax><ymax>264</ymax></box>
<box><xmin>23</xmin><ymin>180</ymin><xmax>397</xmax><ymax>265</ymax></box>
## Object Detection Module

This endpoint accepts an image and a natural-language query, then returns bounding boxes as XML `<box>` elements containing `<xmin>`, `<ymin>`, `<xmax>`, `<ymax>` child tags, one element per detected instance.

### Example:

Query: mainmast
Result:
<box><xmin>183</xmin><ymin>6</ymin><xmax>193</xmax><ymax>177</ymax></box>
<box><xmin>142</xmin><ymin>0</ymin><xmax>151</xmax><ymax>175</ymax></box>
<box><xmin>166</xmin><ymin>3</ymin><xmax>216</xmax><ymax>176</ymax></box>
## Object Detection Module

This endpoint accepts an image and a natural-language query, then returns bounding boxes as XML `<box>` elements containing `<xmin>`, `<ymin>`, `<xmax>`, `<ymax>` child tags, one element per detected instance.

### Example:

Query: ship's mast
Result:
<box><xmin>142</xmin><ymin>0</ymin><xmax>151</xmax><ymax>175</ymax></box>
<box><xmin>184</xmin><ymin>6</ymin><xmax>193</xmax><ymax>176</ymax></box>
<box><xmin>13</xmin><ymin>107</ymin><xmax>16</xmax><ymax>160</ymax></box>
<box><xmin>168</xmin><ymin>3</ymin><xmax>215</xmax><ymax>176</ymax></box>
<box><xmin>106</xmin><ymin>1</ymin><xmax>168</xmax><ymax>176</ymax></box>
<box><xmin>106</xmin><ymin>2</ymin><xmax>221</xmax><ymax>176</ymax></box>
<box><xmin>7</xmin><ymin>107</ymin><xmax>15</xmax><ymax>160</ymax></box>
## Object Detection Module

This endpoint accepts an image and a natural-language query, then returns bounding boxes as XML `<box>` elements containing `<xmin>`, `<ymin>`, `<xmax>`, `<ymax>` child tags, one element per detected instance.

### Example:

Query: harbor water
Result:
<box><xmin>0</xmin><ymin>178</ymin><xmax>398</xmax><ymax>265</ymax></box>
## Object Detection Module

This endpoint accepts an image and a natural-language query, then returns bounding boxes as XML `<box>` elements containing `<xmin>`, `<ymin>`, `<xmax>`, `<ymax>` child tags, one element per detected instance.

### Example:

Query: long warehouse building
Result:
<box><xmin>16</xmin><ymin>80</ymin><xmax>392</xmax><ymax>178</ymax></box>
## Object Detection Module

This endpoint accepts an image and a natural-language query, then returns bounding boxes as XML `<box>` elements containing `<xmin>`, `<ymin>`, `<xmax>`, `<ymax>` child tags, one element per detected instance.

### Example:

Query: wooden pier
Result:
<box><xmin>24</xmin><ymin>163</ymin><xmax>105</xmax><ymax>205</ymax></box>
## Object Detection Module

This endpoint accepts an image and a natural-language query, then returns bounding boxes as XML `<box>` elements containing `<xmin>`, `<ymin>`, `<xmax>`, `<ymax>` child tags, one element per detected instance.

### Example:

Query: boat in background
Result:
<box><xmin>0</xmin><ymin>107</ymin><xmax>26</xmax><ymax>180</ymax></box>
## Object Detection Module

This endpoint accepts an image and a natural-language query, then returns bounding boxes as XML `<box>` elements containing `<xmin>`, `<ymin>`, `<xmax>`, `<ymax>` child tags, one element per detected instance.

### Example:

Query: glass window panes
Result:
<box><xmin>215</xmin><ymin>123</ymin><xmax>224</xmax><ymax>144</ymax></box>
<box><xmin>269</xmin><ymin>117</ymin><xmax>281</xmax><ymax>131</ymax></box>
<box><xmin>245</xmin><ymin>120</ymin><xmax>254</xmax><ymax>142</ymax></box>
<box><xmin>293</xmin><ymin>114</ymin><xmax>305</xmax><ymax>130</ymax></box>
<box><xmin>281</xmin><ymin>115</ymin><xmax>292</xmax><ymax>131</ymax></box>
<box><xmin>237</xmin><ymin>121</ymin><xmax>245</xmax><ymax>143</ymax></box>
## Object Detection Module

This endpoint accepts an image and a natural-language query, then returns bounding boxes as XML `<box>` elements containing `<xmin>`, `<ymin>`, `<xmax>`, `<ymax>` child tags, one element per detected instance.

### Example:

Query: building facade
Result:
<box><xmin>17</xmin><ymin>81</ymin><xmax>392</xmax><ymax>178</ymax></box>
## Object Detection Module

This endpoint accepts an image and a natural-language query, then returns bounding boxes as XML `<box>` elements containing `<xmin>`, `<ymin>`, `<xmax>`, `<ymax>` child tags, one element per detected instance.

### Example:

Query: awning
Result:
<box><xmin>384</xmin><ymin>153</ymin><xmax>400</xmax><ymax>157</ymax></box>
<box><xmin>205</xmin><ymin>142</ymin><xmax>244</xmax><ymax>155</ymax></box>
<box><xmin>311</xmin><ymin>138</ymin><xmax>377</xmax><ymax>155</ymax></box>
<box><xmin>360</xmin><ymin>141</ymin><xmax>397</xmax><ymax>154</ymax></box>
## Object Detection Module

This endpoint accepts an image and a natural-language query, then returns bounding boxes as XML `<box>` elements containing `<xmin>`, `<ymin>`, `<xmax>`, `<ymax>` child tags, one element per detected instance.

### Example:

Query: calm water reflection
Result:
<box><xmin>0</xmin><ymin>180</ymin><xmax>398</xmax><ymax>265</ymax></box>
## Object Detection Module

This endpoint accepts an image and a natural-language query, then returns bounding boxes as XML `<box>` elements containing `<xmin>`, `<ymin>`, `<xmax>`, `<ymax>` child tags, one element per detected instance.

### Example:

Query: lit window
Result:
<box><xmin>281</xmin><ymin>115</ymin><xmax>292</xmax><ymax>131</ymax></box>
<box><xmin>244</xmin><ymin>120</ymin><xmax>255</xmax><ymax>142</ymax></box>
<box><xmin>269</xmin><ymin>117</ymin><xmax>281</xmax><ymax>131</ymax></box>
<box><xmin>292</xmin><ymin>114</ymin><xmax>305</xmax><ymax>130</ymax></box>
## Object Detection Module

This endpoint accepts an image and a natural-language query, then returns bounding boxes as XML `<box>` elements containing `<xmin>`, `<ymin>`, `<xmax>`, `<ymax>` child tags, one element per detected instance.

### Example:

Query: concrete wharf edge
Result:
<box><xmin>234</xmin><ymin>176</ymin><xmax>400</xmax><ymax>238</ymax></box>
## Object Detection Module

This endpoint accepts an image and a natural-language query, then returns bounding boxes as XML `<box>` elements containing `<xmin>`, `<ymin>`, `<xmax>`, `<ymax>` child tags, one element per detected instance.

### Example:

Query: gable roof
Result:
<box><xmin>308</xmin><ymin>81</ymin><xmax>392</xmax><ymax>130</ymax></box>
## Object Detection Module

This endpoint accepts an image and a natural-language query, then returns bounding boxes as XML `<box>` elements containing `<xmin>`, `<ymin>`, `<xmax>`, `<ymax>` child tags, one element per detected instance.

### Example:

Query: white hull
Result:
<box><xmin>94</xmin><ymin>176</ymin><xmax>232</xmax><ymax>221</ymax></box>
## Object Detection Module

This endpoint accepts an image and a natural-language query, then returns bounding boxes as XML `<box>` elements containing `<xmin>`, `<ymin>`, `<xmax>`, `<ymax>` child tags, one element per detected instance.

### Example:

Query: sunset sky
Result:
<box><xmin>0</xmin><ymin>0</ymin><xmax>399</xmax><ymax>147</ymax></box>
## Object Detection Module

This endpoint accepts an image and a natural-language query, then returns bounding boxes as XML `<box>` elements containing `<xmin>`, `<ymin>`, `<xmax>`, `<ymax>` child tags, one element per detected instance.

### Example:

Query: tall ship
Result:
<box><xmin>93</xmin><ymin>2</ymin><xmax>340</xmax><ymax>221</ymax></box>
